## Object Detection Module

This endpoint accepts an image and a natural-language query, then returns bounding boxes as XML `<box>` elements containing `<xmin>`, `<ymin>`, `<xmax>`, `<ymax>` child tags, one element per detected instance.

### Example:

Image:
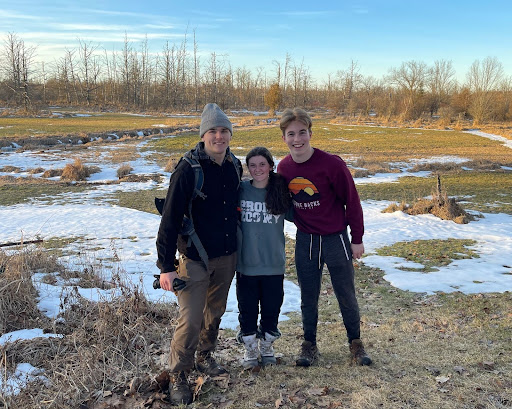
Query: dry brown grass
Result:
<box><xmin>60</xmin><ymin>158</ymin><xmax>100</xmax><ymax>181</ymax></box>
<box><xmin>382</xmin><ymin>201</ymin><xmax>409</xmax><ymax>213</ymax></box>
<box><xmin>27</xmin><ymin>167</ymin><xmax>45</xmax><ymax>174</ymax></box>
<box><xmin>164</xmin><ymin>155</ymin><xmax>182</xmax><ymax>173</ymax></box>
<box><xmin>0</xmin><ymin>247</ymin><xmax>59</xmax><ymax>335</ymax></box>
<box><xmin>1</xmin><ymin>245</ymin><xmax>511</xmax><ymax>408</ymax></box>
<box><xmin>42</xmin><ymin>168</ymin><xmax>63</xmax><ymax>178</ymax></box>
<box><xmin>0</xmin><ymin>166</ymin><xmax>22</xmax><ymax>173</ymax></box>
<box><xmin>350</xmin><ymin>159</ymin><xmax>397</xmax><ymax>178</ymax></box>
<box><xmin>382</xmin><ymin>175</ymin><xmax>476</xmax><ymax>224</ymax></box>
<box><xmin>117</xmin><ymin>164</ymin><xmax>133</xmax><ymax>179</ymax></box>
<box><xmin>407</xmin><ymin>194</ymin><xmax>475</xmax><ymax>224</ymax></box>
<box><xmin>1</xmin><ymin>246</ymin><xmax>178</xmax><ymax>409</ymax></box>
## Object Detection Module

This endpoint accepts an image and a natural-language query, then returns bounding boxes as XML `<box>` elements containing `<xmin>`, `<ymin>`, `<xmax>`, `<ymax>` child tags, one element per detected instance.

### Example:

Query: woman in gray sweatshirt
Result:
<box><xmin>236</xmin><ymin>146</ymin><xmax>292</xmax><ymax>369</ymax></box>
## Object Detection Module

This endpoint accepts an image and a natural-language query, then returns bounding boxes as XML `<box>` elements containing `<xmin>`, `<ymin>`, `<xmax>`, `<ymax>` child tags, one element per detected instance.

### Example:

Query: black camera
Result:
<box><xmin>153</xmin><ymin>275</ymin><xmax>186</xmax><ymax>291</ymax></box>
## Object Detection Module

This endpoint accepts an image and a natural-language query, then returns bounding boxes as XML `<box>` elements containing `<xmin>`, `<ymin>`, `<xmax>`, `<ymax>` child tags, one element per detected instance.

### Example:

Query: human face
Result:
<box><xmin>282</xmin><ymin>120</ymin><xmax>313</xmax><ymax>163</ymax></box>
<box><xmin>202</xmin><ymin>126</ymin><xmax>232</xmax><ymax>163</ymax></box>
<box><xmin>248</xmin><ymin>155</ymin><xmax>271</xmax><ymax>188</ymax></box>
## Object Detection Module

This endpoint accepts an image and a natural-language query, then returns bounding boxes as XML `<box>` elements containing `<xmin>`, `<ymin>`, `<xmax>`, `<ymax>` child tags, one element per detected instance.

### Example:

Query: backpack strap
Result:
<box><xmin>182</xmin><ymin>156</ymin><xmax>206</xmax><ymax>200</ymax></box>
<box><xmin>181</xmin><ymin>155</ymin><xmax>209</xmax><ymax>269</ymax></box>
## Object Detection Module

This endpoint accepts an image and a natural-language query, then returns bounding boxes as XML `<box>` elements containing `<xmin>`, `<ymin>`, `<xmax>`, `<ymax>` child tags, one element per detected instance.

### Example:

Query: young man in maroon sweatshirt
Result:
<box><xmin>277</xmin><ymin>108</ymin><xmax>372</xmax><ymax>367</ymax></box>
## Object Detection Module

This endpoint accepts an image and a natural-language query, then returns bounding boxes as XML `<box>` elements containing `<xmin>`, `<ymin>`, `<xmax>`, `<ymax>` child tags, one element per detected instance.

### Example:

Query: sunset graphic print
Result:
<box><xmin>288</xmin><ymin>177</ymin><xmax>321</xmax><ymax>205</ymax></box>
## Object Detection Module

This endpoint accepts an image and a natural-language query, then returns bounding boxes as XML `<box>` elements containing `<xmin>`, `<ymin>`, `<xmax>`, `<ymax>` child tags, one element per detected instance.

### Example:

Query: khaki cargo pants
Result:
<box><xmin>169</xmin><ymin>253</ymin><xmax>236</xmax><ymax>372</ymax></box>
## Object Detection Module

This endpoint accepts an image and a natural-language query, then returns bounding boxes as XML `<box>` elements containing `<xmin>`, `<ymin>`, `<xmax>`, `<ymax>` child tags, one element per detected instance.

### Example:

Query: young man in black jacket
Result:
<box><xmin>156</xmin><ymin>103</ymin><xmax>242</xmax><ymax>405</ymax></box>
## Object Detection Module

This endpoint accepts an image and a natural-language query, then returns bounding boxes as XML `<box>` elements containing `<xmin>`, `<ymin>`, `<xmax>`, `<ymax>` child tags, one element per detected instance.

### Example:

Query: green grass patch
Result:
<box><xmin>0</xmin><ymin>112</ymin><xmax>200</xmax><ymax>138</ymax></box>
<box><xmin>375</xmin><ymin>239</ymin><xmax>479</xmax><ymax>272</ymax></box>
<box><xmin>114</xmin><ymin>189</ymin><xmax>168</xmax><ymax>214</ymax></box>
<box><xmin>150</xmin><ymin>119</ymin><xmax>512</xmax><ymax>166</ymax></box>
<box><xmin>40</xmin><ymin>237</ymin><xmax>83</xmax><ymax>257</ymax></box>
<box><xmin>0</xmin><ymin>182</ymin><xmax>89</xmax><ymax>206</ymax></box>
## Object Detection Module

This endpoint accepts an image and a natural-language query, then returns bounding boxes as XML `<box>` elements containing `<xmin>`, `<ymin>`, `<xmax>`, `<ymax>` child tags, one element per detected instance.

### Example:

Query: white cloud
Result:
<box><xmin>0</xmin><ymin>10</ymin><xmax>43</xmax><ymax>20</ymax></box>
<box><xmin>53</xmin><ymin>23</ymin><xmax>129</xmax><ymax>31</ymax></box>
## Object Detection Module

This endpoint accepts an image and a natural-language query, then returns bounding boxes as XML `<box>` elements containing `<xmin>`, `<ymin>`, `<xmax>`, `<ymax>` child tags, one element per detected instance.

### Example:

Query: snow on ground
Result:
<box><xmin>465</xmin><ymin>129</ymin><xmax>512</xmax><ymax>149</ymax></box>
<box><xmin>1</xmin><ymin>130</ymin><xmax>511</xmax><ymax>394</ymax></box>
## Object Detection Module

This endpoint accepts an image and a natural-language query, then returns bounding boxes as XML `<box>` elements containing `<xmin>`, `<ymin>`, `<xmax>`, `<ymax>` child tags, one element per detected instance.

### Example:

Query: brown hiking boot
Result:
<box><xmin>295</xmin><ymin>340</ymin><xmax>319</xmax><ymax>367</ymax></box>
<box><xmin>169</xmin><ymin>370</ymin><xmax>192</xmax><ymax>405</ymax></box>
<box><xmin>195</xmin><ymin>351</ymin><xmax>228</xmax><ymax>376</ymax></box>
<box><xmin>350</xmin><ymin>339</ymin><xmax>372</xmax><ymax>366</ymax></box>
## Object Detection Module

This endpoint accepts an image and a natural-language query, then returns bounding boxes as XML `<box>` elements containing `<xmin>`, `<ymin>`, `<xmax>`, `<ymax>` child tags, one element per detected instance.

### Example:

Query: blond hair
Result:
<box><xmin>279</xmin><ymin>108</ymin><xmax>312</xmax><ymax>133</ymax></box>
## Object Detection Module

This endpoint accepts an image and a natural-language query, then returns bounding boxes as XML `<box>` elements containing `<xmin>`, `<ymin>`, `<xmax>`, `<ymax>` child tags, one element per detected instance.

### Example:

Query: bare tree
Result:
<box><xmin>139</xmin><ymin>35</ymin><xmax>151</xmax><ymax>109</ymax></box>
<box><xmin>291</xmin><ymin>59</ymin><xmax>307</xmax><ymax>107</ymax></box>
<box><xmin>388</xmin><ymin>60</ymin><xmax>428</xmax><ymax>119</ymax></box>
<box><xmin>1</xmin><ymin>32</ymin><xmax>37</xmax><ymax>108</ymax></box>
<box><xmin>160</xmin><ymin>40</ymin><xmax>175</xmax><ymax>108</ymax></box>
<box><xmin>360</xmin><ymin>75</ymin><xmax>378</xmax><ymax>116</ymax></box>
<box><xmin>427</xmin><ymin>59</ymin><xmax>455</xmax><ymax>116</ymax></box>
<box><xmin>466</xmin><ymin>56</ymin><xmax>504</xmax><ymax>124</ymax></box>
<box><xmin>76</xmin><ymin>39</ymin><xmax>101</xmax><ymax>105</ymax></box>
<box><xmin>193</xmin><ymin>30</ymin><xmax>200</xmax><ymax>111</ymax></box>
<box><xmin>272</xmin><ymin>59</ymin><xmax>282</xmax><ymax>87</ymax></box>
<box><xmin>103</xmin><ymin>47</ymin><xmax>119</xmax><ymax>106</ymax></box>
<box><xmin>336</xmin><ymin>60</ymin><xmax>362</xmax><ymax>116</ymax></box>
<box><xmin>120</xmin><ymin>33</ymin><xmax>132</xmax><ymax>105</ymax></box>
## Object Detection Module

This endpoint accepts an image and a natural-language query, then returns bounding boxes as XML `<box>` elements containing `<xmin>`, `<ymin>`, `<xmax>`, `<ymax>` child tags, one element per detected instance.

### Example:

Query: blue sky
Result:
<box><xmin>1</xmin><ymin>0</ymin><xmax>511</xmax><ymax>84</ymax></box>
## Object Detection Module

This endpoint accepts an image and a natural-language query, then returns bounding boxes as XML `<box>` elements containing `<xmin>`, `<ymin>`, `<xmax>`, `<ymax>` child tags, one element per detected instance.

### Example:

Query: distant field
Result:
<box><xmin>151</xmin><ymin>119</ymin><xmax>512</xmax><ymax>214</ymax></box>
<box><xmin>0</xmin><ymin>112</ymin><xmax>202</xmax><ymax>138</ymax></box>
<box><xmin>154</xmin><ymin>119</ymin><xmax>512</xmax><ymax>165</ymax></box>
<box><xmin>2</xmin><ymin>114</ymin><xmax>512</xmax><ymax>214</ymax></box>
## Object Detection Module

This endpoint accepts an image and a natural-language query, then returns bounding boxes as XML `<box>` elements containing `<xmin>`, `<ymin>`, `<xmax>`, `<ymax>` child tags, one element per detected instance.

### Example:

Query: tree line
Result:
<box><xmin>1</xmin><ymin>31</ymin><xmax>511</xmax><ymax>124</ymax></box>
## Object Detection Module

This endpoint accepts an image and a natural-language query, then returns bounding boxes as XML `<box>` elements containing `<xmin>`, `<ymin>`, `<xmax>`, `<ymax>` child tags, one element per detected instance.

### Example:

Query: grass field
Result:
<box><xmin>0</xmin><ymin>111</ymin><xmax>202</xmax><ymax>138</ymax></box>
<box><xmin>1</xmin><ymin>113</ymin><xmax>511</xmax><ymax>408</ymax></box>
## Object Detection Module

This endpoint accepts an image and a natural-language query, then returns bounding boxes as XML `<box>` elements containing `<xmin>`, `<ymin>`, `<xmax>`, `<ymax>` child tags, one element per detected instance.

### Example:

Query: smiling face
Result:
<box><xmin>282</xmin><ymin>120</ymin><xmax>313</xmax><ymax>163</ymax></box>
<box><xmin>248</xmin><ymin>155</ymin><xmax>271</xmax><ymax>188</ymax></box>
<box><xmin>202</xmin><ymin>126</ymin><xmax>232</xmax><ymax>163</ymax></box>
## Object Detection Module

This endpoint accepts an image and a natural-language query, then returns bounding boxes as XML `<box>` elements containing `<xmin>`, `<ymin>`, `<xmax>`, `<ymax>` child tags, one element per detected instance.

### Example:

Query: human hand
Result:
<box><xmin>351</xmin><ymin>243</ymin><xmax>365</xmax><ymax>259</ymax></box>
<box><xmin>160</xmin><ymin>271</ymin><xmax>179</xmax><ymax>292</ymax></box>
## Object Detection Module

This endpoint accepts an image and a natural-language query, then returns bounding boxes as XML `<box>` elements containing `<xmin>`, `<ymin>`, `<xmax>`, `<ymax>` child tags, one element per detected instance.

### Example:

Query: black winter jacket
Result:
<box><xmin>156</xmin><ymin>142</ymin><xmax>242</xmax><ymax>272</ymax></box>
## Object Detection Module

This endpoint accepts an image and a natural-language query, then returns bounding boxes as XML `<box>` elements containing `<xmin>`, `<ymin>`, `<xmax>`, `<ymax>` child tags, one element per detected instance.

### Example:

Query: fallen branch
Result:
<box><xmin>0</xmin><ymin>239</ymin><xmax>44</xmax><ymax>248</ymax></box>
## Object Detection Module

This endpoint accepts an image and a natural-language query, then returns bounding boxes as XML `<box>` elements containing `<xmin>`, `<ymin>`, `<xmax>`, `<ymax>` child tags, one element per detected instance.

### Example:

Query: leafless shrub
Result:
<box><xmin>436</xmin><ymin>106</ymin><xmax>455</xmax><ymax>128</ymax></box>
<box><xmin>351</xmin><ymin>168</ymin><xmax>370</xmax><ymax>178</ymax></box>
<box><xmin>61</xmin><ymin>159</ymin><xmax>100</xmax><ymax>181</ymax></box>
<box><xmin>42</xmin><ymin>168</ymin><xmax>63</xmax><ymax>178</ymax></box>
<box><xmin>0</xmin><ymin>166</ymin><xmax>22</xmax><ymax>173</ymax></box>
<box><xmin>382</xmin><ymin>201</ymin><xmax>409</xmax><ymax>213</ymax></box>
<box><xmin>350</xmin><ymin>159</ymin><xmax>395</xmax><ymax>177</ymax></box>
<box><xmin>464</xmin><ymin>159</ymin><xmax>501</xmax><ymax>170</ymax></box>
<box><xmin>28</xmin><ymin>167</ymin><xmax>45</xmax><ymax>174</ymax></box>
<box><xmin>120</xmin><ymin>174</ymin><xmax>160</xmax><ymax>183</ymax></box>
<box><xmin>0</xmin><ymin>247</ymin><xmax>60</xmax><ymax>335</ymax></box>
<box><xmin>383</xmin><ymin>175</ymin><xmax>475</xmax><ymax>224</ymax></box>
<box><xmin>117</xmin><ymin>164</ymin><xmax>133</xmax><ymax>179</ymax></box>
<box><xmin>409</xmin><ymin>162</ymin><xmax>461</xmax><ymax>173</ymax></box>
<box><xmin>0</xmin><ymin>175</ymin><xmax>59</xmax><ymax>185</ymax></box>
<box><xmin>164</xmin><ymin>156</ymin><xmax>181</xmax><ymax>173</ymax></box>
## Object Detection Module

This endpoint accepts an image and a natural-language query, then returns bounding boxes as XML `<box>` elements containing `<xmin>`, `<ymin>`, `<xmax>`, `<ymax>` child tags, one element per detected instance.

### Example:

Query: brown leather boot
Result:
<box><xmin>195</xmin><ymin>351</ymin><xmax>228</xmax><ymax>376</ymax></box>
<box><xmin>349</xmin><ymin>339</ymin><xmax>372</xmax><ymax>366</ymax></box>
<box><xmin>295</xmin><ymin>340</ymin><xmax>319</xmax><ymax>367</ymax></box>
<box><xmin>169</xmin><ymin>370</ymin><xmax>192</xmax><ymax>405</ymax></box>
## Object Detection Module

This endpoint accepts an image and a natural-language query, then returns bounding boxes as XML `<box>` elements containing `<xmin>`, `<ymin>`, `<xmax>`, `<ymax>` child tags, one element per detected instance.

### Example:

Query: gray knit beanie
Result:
<box><xmin>199</xmin><ymin>103</ymin><xmax>233</xmax><ymax>138</ymax></box>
